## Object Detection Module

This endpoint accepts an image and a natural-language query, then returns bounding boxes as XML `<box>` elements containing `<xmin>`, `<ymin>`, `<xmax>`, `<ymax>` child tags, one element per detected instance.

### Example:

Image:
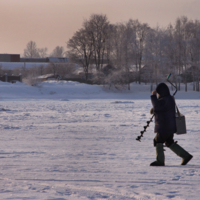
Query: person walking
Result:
<box><xmin>150</xmin><ymin>83</ymin><xmax>193</xmax><ymax>166</ymax></box>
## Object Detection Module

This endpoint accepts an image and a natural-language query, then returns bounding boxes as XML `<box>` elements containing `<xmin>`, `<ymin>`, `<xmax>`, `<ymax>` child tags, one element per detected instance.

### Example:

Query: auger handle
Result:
<box><xmin>167</xmin><ymin>73</ymin><xmax>171</xmax><ymax>80</ymax></box>
<box><xmin>166</xmin><ymin>73</ymin><xmax>177</xmax><ymax>96</ymax></box>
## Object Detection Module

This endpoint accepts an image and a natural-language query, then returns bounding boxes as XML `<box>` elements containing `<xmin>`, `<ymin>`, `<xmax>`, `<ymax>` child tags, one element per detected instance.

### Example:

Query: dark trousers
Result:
<box><xmin>154</xmin><ymin>133</ymin><xmax>174</xmax><ymax>147</ymax></box>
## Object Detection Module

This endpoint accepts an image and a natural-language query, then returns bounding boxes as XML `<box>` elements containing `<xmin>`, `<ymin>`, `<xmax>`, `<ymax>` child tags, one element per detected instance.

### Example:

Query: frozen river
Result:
<box><xmin>0</xmin><ymin>99</ymin><xmax>199</xmax><ymax>200</ymax></box>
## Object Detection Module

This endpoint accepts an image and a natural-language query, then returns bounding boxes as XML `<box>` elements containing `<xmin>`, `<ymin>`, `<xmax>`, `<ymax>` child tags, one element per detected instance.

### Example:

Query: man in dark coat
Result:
<box><xmin>150</xmin><ymin>83</ymin><xmax>193</xmax><ymax>166</ymax></box>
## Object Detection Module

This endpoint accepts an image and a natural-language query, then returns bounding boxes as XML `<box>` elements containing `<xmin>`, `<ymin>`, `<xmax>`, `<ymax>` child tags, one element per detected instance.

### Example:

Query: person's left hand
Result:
<box><xmin>150</xmin><ymin>107</ymin><xmax>154</xmax><ymax>114</ymax></box>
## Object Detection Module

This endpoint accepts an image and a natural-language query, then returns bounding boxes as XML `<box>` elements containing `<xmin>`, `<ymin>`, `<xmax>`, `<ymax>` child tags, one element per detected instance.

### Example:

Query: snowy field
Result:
<box><xmin>0</xmin><ymin>81</ymin><xmax>200</xmax><ymax>200</ymax></box>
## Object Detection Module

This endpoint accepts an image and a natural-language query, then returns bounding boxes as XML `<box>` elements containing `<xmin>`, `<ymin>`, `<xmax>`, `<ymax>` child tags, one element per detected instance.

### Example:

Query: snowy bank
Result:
<box><xmin>0</xmin><ymin>81</ymin><xmax>200</xmax><ymax>100</ymax></box>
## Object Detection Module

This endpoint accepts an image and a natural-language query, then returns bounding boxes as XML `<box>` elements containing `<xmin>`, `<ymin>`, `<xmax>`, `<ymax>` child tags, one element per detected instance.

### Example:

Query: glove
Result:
<box><xmin>150</xmin><ymin>107</ymin><xmax>154</xmax><ymax>115</ymax></box>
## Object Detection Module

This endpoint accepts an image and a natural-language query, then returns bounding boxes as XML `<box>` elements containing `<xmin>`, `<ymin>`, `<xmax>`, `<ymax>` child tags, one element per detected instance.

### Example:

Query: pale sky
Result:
<box><xmin>0</xmin><ymin>0</ymin><xmax>200</xmax><ymax>56</ymax></box>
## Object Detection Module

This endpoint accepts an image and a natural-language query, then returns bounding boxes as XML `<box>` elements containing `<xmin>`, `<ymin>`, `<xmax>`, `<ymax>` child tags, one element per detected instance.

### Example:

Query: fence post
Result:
<box><xmin>5</xmin><ymin>73</ymin><xmax>7</xmax><ymax>82</ymax></box>
<box><xmin>19</xmin><ymin>73</ymin><xmax>22</xmax><ymax>82</ymax></box>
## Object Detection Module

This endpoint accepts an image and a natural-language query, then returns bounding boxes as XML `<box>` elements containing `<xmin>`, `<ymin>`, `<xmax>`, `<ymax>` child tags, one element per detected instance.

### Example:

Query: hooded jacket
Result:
<box><xmin>151</xmin><ymin>83</ymin><xmax>177</xmax><ymax>135</ymax></box>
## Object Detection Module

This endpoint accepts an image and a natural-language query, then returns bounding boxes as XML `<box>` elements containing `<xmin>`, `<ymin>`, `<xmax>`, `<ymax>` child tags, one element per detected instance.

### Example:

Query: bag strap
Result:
<box><xmin>173</xmin><ymin>96</ymin><xmax>181</xmax><ymax>118</ymax></box>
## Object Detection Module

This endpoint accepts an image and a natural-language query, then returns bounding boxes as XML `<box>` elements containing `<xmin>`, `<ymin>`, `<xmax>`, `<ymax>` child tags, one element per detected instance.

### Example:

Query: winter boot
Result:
<box><xmin>150</xmin><ymin>143</ymin><xmax>165</xmax><ymax>166</ymax></box>
<box><xmin>169</xmin><ymin>142</ymin><xmax>193</xmax><ymax>165</ymax></box>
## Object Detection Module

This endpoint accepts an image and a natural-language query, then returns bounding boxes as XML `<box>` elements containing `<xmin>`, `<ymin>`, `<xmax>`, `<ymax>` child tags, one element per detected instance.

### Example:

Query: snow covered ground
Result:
<box><xmin>0</xmin><ymin>81</ymin><xmax>199</xmax><ymax>200</ymax></box>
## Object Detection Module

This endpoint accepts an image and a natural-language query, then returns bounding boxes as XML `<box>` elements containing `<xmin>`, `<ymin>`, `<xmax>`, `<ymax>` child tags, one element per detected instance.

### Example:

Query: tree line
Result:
<box><xmin>67</xmin><ymin>14</ymin><xmax>200</xmax><ymax>91</ymax></box>
<box><xmin>23</xmin><ymin>41</ymin><xmax>66</xmax><ymax>58</ymax></box>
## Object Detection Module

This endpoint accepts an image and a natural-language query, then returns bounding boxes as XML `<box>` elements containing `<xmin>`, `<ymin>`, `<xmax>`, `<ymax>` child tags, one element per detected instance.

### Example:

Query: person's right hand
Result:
<box><xmin>152</xmin><ymin>90</ymin><xmax>157</xmax><ymax>95</ymax></box>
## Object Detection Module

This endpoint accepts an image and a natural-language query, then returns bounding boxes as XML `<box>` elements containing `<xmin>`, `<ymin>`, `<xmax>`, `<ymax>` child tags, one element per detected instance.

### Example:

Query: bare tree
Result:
<box><xmin>67</xmin><ymin>28</ymin><xmax>94</xmax><ymax>81</ymax></box>
<box><xmin>110</xmin><ymin>21</ymin><xmax>136</xmax><ymax>89</ymax></box>
<box><xmin>47</xmin><ymin>62</ymin><xmax>57</xmax><ymax>76</ymax></box>
<box><xmin>24</xmin><ymin>41</ymin><xmax>48</xmax><ymax>58</ymax></box>
<box><xmin>83</xmin><ymin>14</ymin><xmax>110</xmax><ymax>71</ymax></box>
<box><xmin>185</xmin><ymin>19</ymin><xmax>200</xmax><ymax>91</ymax></box>
<box><xmin>38</xmin><ymin>48</ymin><xmax>48</xmax><ymax>58</ymax></box>
<box><xmin>134</xmin><ymin>21</ymin><xmax>150</xmax><ymax>84</ymax></box>
<box><xmin>24</xmin><ymin>41</ymin><xmax>40</xmax><ymax>58</ymax></box>
<box><xmin>51</xmin><ymin>46</ymin><xmax>65</xmax><ymax>57</ymax></box>
<box><xmin>175</xmin><ymin>16</ymin><xmax>188</xmax><ymax>91</ymax></box>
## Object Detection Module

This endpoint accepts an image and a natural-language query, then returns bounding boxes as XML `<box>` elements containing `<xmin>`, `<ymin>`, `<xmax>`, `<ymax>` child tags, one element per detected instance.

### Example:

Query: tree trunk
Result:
<box><xmin>150</xmin><ymin>82</ymin><xmax>153</xmax><ymax>92</ymax></box>
<box><xmin>193</xmin><ymin>81</ymin><xmax>195</xmax><ymax>91</ymax></box>
<box><xmin>196</xmin><ymin>81</ymin><xmax>199</xmax><ymax>92</ymax></box>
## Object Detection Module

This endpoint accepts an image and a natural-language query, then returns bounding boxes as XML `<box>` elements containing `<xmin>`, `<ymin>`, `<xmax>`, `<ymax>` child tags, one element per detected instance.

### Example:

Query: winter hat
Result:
<box><xmin>156</xmin><ymin>83</ymin><xmax>170</xmax><ymax>97</ymax></box>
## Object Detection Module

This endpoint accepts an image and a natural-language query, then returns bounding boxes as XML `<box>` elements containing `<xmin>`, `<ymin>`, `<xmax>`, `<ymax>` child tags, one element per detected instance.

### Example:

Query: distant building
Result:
<box><xmin>0</xmin><ymin>74</ymin><xmax>22</xmax><ymax>83</ymax></box>
<box><xmin>47</xmin><ymin>57</ymin><xmax>68</xmax><ymax>63</ymax></box>
<box><xmin>20</xmin><ymin>57</ymin><xmax>48</xmax><ymax>63</ymax></box>
<box><xmin>0</xmin><ymin>54</ymin><xmax>20</xmax><ymax>62</ymax></box>
<box><xmin>0</xmin><ymin>54</ymin><xmax>68</xmax><ymax>63</ymax></box>
<box><xmin>20</xmin><ymin>57</ymin><xmax>68</xmax><ymax>63</ymax></box>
